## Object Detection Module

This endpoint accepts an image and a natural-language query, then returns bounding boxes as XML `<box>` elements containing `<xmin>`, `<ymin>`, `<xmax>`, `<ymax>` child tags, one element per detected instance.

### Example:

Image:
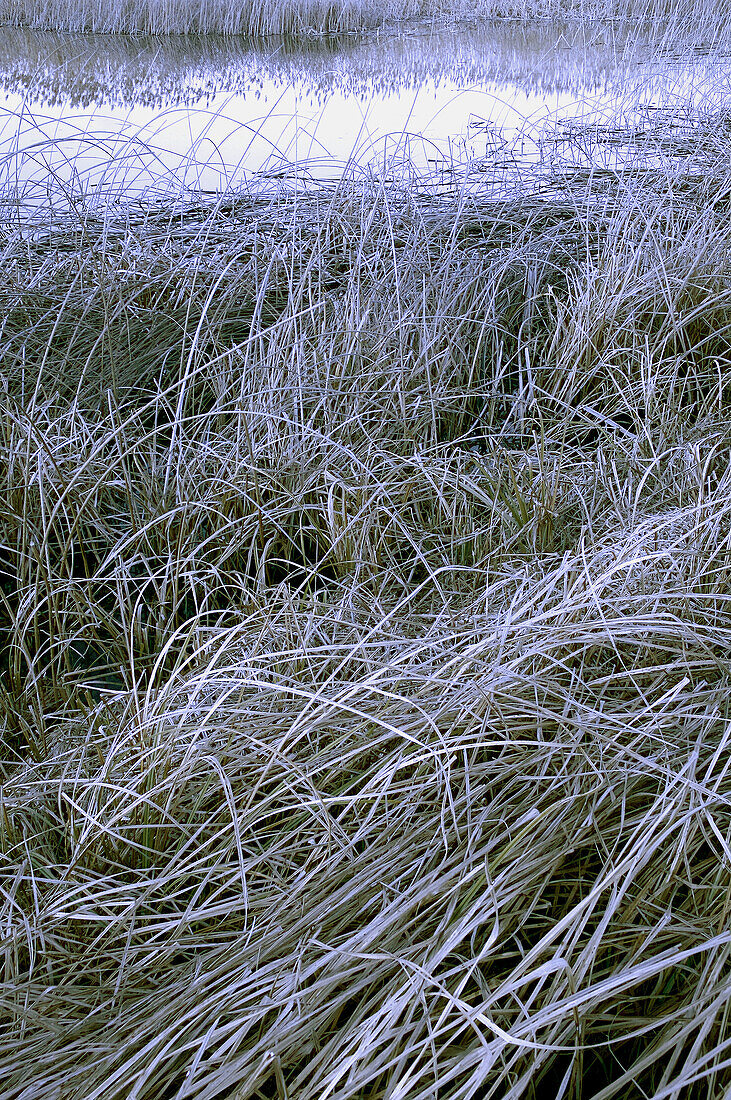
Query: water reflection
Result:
<box><xmin>0</xmin><ymin>20</ymin><xmax>727</xmax><ymax>206</ymax></box>
<box><xmin>0</xmin><ymin>21</ymin><xmax>700</xmax><ymax>108</ymax></box>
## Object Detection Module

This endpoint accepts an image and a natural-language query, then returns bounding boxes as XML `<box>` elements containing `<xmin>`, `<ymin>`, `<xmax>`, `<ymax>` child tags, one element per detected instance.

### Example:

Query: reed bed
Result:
<box><xmin>1</xmin><ymin>0</ymin><xmax>731</xmax><ymax>42</ymax></box>
<box><xmin>0</xmin><ymin>0</ymin><xmax>387</xmax><ymax>35</ymax></box>
<box><xmin>3</xmin><ymin>122</ymin><xmax>731</xmax><ymax>1098</ymax></box>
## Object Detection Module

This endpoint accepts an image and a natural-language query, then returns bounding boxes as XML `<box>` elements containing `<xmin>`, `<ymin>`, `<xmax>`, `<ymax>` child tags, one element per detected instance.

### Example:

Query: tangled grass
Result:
<box><xmin>3</xmin><ymin>123</ymin><xmax>731</xmax><ymax>1098</ymax></box>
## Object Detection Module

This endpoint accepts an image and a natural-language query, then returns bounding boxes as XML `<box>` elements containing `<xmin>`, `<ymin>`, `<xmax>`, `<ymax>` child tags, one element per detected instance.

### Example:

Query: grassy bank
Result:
<box><xmin>3</xmin><ymin>125</ymin><xmax>731</xmax><ymax>1097</ymax></box>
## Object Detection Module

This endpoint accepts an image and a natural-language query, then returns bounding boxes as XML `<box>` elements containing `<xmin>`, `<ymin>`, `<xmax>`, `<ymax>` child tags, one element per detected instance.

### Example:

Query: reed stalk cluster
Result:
<box><xmin>3</xmin><ymin>117</ymin><xmax>731</xmax><ymax>1098</ymax></box>
<box><xmin>0</xmin><ymin>0</ymin><xmax>415</xmax><ymax>36</ymax></box>
<box><xmin>0</xmin><ymin>0</ymin><xmax>729</xmax><ymax>39</ymax></box>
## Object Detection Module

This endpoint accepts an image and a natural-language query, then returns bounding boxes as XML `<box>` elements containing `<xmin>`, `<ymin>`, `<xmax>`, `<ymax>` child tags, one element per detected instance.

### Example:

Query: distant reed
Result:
<box><xmin>0</xmin><ymin>0</ymin><xmax>730</xmax><ymax>40</ymax></box>
<box><xmin>0</xmin><ymin>0</ymin><xmax>416</xmax><ymax>36</ymax></box>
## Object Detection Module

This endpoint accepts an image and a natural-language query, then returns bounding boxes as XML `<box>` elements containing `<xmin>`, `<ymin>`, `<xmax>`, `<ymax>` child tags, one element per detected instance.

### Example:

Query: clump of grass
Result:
<box><xmin>3</xmin><ymin>123</ymin><xmax>731</xmax><ymax>1098</ymax></box>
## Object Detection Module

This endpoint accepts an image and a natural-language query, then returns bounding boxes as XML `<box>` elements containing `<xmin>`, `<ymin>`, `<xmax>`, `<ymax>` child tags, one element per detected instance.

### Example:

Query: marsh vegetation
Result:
<box><xmin>2</xmin><ymin>5</ymin><xmax>731</xmax><ymax>1100</ymax></box>
<box><xmin>0</xmin><ymin>0</ymin><xmax>730</xmax><ymax>39</ymax></box>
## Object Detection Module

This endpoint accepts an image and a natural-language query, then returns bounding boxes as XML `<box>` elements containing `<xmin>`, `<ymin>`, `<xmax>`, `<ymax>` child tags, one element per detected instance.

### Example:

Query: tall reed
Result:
<box><xmin>1</xmin><ymin>0</ymin><xmax>730</xmax><ymax>40</ymax></box>
<box><xmin>0</xmin><ymin>0</ymin><xmax>415</xmax><ymax>36</ymax></box>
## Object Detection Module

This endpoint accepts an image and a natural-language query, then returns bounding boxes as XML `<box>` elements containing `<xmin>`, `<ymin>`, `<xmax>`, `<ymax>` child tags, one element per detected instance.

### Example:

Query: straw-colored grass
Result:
<box><xmin>3</xmin><ymin>120</ymin><xmax>731</xmax><ymax>1098</ymax></box>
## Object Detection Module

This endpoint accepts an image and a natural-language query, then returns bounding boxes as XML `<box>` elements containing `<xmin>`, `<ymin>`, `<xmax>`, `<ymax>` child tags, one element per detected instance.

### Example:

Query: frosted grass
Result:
<box><xmin>2</xmin><ymin>113</ymin><xmax>731</xmax><ymax>1095</ymax></box>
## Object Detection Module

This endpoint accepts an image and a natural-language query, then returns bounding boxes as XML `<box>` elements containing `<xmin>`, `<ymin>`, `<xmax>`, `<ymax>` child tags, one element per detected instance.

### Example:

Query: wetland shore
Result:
<box><xmin>2</xmin><ymin>17</ymin><xmax>731</xmax><ymax>1100</ymax></box>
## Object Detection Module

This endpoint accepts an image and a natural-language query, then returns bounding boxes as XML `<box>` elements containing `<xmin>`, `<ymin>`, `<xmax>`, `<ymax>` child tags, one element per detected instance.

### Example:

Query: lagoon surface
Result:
<box><xmin>0</xmin><ymin>20</ymin><xmax>729</xmax><ymax>204</ymax></box>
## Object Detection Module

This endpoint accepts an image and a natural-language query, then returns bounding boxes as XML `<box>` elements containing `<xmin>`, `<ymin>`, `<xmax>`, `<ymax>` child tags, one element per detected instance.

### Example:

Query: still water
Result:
<box><xmin>0</xmin><ymin>20</ymin><xmax>728</xmax><ymax>205</ymax></box>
